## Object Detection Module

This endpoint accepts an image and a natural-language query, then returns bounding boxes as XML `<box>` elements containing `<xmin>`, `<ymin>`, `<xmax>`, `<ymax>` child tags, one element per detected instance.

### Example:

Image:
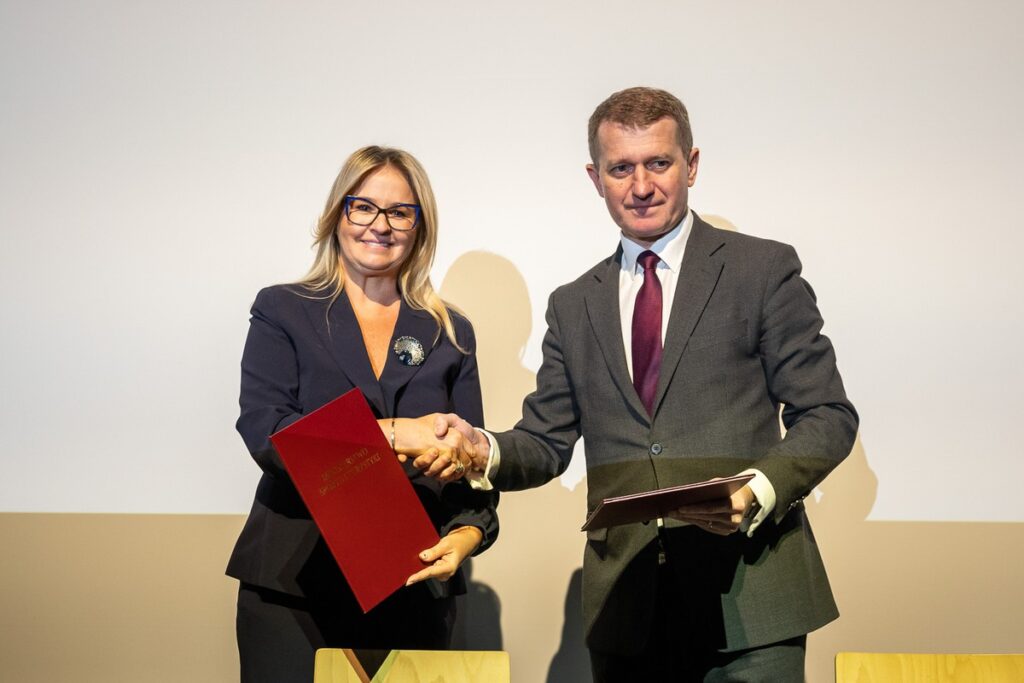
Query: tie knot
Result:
<box><xmin>638</xmin><ymin>250</ymin><xmax>660</xmax><ymax>272</ymax></box>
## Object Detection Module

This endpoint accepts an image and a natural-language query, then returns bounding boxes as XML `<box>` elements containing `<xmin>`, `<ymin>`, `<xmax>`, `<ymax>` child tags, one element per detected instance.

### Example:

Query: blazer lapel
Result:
<box><xmin>584</xmin><ymin>249</ymin><xmax>650</xmax><ymax>421</ymax></box>
<box><xmin>300</xmin><ymin>289</ymin><xmax>388</xmax><ymax>416</ymax></box>
<box><xmin>378</xmin><ymin>302</ymin><xmax>438</xmax><ymax>416</ymax></box>
<box><xmin>651</xmin><ymin>215</ymin><xmax>726</xmax><ymax>417</ymax></box>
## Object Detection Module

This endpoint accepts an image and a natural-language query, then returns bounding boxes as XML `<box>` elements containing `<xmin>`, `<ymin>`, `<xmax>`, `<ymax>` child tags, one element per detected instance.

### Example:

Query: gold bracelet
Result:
<box><xmin>390</xmin><ymin>417</ymin><xmax>396</xmax><ymax>451</ymax></box>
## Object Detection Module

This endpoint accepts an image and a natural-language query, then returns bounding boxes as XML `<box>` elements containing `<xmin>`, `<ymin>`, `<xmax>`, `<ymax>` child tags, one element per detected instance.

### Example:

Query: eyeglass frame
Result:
<box><xmin>342</xmin><ymin>195</ymin><xmax>421</xmax><ymax>231</ymax></box>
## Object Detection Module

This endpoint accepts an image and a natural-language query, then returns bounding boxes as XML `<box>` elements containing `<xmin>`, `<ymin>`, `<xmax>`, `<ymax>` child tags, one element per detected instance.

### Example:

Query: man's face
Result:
<box><xmin>586</xmin><ymin>117</ymin><xmax>699</xmax><ymax>247</ymax></box>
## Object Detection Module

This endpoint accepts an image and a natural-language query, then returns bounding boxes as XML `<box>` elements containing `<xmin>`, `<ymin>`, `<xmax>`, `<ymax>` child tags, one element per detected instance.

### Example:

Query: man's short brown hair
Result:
<box><xmin>587</xmin><ymin>87</ymin><xmax>693</xmax><ymax>163</ymax></box>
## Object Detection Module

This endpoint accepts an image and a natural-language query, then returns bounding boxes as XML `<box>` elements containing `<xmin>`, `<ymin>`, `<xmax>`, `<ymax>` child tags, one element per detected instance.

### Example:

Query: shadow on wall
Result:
<box><xmin>441</xmin><ymin>250</ymin><xmax>536</xmax><ymax>432</ymax></box>
<box><xmin>451</xmin><ymin>558</ymin><xmax>503</xmax><ymax>651</ymax></box>
<box><xmin>441</xmin><ymin>250</ymin><xmax>520</xmax><ymax>656</ymax></box>
<box><xmin>546</xmin><ymin>568</ymin><xmax>592</xmax><ymax>683</ymax></box>
<box><xmin>441</xmin><ymin>251</ymin><xmax>592</xmax><ymax>682</ymax></box>
<box><xmin>701</xmin><ymin>214</ymin><xmax>738</xmax><ymax>232</ymax></box>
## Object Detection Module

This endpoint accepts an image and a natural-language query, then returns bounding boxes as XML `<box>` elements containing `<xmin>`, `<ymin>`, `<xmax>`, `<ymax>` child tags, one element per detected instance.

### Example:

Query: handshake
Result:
<box><xmin>388</xmin><ymin>414</ymin><xmax>487</xmax><ymax>483</ymax></box>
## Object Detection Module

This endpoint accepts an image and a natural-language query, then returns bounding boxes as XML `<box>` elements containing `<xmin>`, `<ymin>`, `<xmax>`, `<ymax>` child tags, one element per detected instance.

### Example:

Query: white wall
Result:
<box><xmin>2</xmin><ymin>1</ymin><xmax>1022</xmax><ymax>518</ymax></box>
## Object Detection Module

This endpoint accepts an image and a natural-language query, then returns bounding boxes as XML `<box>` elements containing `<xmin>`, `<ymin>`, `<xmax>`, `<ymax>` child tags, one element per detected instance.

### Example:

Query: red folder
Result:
<box><xmin>270</xmin><ymin>389</ymin><xmax>440</xmax><ymax>612</ymax></box>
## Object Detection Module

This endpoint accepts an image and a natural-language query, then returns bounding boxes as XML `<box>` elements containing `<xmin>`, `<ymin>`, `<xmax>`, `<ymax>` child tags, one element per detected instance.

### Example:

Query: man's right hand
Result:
<box><xmin>430</xmin><ymin>413</ymin><xmax>489</xmax><ymax>474</ymax></box>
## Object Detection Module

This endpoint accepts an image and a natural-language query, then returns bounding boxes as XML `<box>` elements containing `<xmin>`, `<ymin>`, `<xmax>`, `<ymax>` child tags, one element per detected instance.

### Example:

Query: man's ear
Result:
<box><xmin>585</xmin><ymin>164</ymin><xmax>605</xmax><ymax>198</ymax></box>
<box><xmin>687</xmin><ymin>147</ymin><xmax>700</xmax><ymax>187</ymax></box>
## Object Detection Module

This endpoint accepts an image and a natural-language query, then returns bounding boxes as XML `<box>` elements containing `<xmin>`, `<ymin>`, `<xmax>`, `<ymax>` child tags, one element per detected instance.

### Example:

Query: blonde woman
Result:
<box><xmin>227</xmin><ymin>146</ymin><xmax>497</xmax><ymax>682</ymax></box>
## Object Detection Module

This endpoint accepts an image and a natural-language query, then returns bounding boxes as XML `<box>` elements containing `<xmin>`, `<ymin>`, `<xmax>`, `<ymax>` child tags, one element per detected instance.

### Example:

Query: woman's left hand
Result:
<box><xmin>405</xmin><ymin>526</ymin><xmax>483</xmax><ymax>586</ymax></box>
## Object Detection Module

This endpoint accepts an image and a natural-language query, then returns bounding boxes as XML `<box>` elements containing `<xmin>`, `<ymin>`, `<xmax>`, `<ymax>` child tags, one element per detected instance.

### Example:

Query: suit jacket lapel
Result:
<box><xmin>584</xmin><ymin>248</ymin><xmax>650</xmax><ymax>420</ymax></box>
<box><xmin>300</xmin><ymin>289</ymin><xmax>387</xmax><ymax>416</ymax></box>
<box><xmin>651</xmin><ymin>215</ymin><xmax>726</xmax><ymax>417</ymax></box>
<box><xmin>378</xmin><ymin>302</ymin><xmax>437</xmax><ymax>416</ymax></box>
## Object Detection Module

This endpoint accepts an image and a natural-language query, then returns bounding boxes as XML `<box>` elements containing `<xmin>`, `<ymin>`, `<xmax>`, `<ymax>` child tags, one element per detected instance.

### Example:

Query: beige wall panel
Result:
<box><xmin>806</xmin><ymin>442</ymin><xmax>1024</xmax><ymax>682</ymax></box>
<box><xmin>2</xmin><ymin>501</ymin><xmax>1022</xmax><ymax>681</ymax></box>
<box><xmin>0</xmin><ymin>513</ymin><xmax>244</xmax><ymax>683</ymax></box>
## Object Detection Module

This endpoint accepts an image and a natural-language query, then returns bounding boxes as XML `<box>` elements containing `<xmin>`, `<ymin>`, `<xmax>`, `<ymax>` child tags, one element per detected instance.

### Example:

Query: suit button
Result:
<box><xmin>650</xmin><ymin>443</ymin><xmax>663</xmax><ymax>455</ymax></box>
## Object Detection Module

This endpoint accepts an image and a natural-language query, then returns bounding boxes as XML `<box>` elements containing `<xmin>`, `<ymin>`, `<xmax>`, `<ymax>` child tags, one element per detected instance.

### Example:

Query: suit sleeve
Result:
<box><xmin>492</xmin><ymin>291</ymin><xmax>583</xmax><ymax>491</ymax></box>
<box><xmin>235</xmin><ymin>287</ymin><xmax>304</xmax><ymax>480</ymax></box>
<box><xmin>439</xmin><ymin>319</ymin><xmax>500</xmax><ymax>554</ymax></box>
<box><xmin>751</xmin><ymin>244</ymin><xmax>859</xmax><ymax>521</ymax></box>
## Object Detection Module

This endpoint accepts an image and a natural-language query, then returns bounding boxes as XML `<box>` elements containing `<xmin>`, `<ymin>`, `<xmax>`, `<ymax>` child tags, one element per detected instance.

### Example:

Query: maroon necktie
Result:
<box><xmin>632</xmin><ymin>250</ymin><xmax>663</xmax><ymax>415</ymax></box>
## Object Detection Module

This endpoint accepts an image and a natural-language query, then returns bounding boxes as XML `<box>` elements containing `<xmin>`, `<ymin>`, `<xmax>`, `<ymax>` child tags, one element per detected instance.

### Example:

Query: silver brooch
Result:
<box><xmin>393</xmin><ymin>336</ymin><xmax>425</xmax><ymax>366</ymax></box>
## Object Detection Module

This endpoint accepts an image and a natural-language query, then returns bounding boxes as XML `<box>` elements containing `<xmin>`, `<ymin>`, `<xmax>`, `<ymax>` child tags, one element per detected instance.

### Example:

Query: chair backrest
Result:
<box><xmin>836</xmin><ymin>652</ymin><xmax>1024</xmax><ymax>682</ymax></box>
<box><xmin>314</xmin><ymin>648</ymin><xmax>510</xmax><ymax>683</ymax></box>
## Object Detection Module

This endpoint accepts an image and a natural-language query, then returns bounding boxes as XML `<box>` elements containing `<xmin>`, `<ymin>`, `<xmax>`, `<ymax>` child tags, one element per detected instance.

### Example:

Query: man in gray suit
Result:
<box><xmin>415</xmin><ymin>87</ymin><xmax>857</xmax><ymax>681</ymax></box>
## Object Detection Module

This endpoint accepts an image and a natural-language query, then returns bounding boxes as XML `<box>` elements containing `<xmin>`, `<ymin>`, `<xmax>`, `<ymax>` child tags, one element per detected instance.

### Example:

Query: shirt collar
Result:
<box><xmin>619</xmin><ymin>209</ymin><xmax>693</xmax><ymax>275</ymax></box>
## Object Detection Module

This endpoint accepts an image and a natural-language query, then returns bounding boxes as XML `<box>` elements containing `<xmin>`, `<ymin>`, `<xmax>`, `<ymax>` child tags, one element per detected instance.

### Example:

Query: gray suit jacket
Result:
<box><xmin>492</xmin><ymin>214</ymin><xmax>857</xmax><ymax>654</ymax></box>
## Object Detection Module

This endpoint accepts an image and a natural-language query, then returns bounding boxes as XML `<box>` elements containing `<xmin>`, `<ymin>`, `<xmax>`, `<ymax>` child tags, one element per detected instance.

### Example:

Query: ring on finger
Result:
<box><xmin>454</xmin><ymin>459</ymin><xmax>465</xmax><ymax>475</ymax></box>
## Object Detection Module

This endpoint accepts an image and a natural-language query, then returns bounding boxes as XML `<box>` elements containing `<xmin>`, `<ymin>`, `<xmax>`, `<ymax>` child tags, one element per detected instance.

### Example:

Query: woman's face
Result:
<box><xmin>337</xmin><ymin>165</ymin><xmax>418</xmax><ymax>281</ymax></box>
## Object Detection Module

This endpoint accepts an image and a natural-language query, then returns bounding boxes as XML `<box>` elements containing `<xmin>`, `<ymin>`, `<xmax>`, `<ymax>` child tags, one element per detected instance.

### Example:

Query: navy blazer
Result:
<box><xmin>226</xmin><ymin>284</ymin><xmax>498</xmax><ymax>601</ymax></box>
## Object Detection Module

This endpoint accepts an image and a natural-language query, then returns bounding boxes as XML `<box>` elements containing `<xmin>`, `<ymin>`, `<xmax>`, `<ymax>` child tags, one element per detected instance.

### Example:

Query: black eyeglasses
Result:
<box><xmin>343</xmin><ymin>196</ymin><xmax>421</xmax><ymax>231</ymax></box>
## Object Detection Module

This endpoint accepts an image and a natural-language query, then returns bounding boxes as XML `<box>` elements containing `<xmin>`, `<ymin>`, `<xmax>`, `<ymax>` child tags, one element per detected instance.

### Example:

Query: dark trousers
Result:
<box><xmin>236</xmin><ymin>582</ymin><xmax>455</xmax><ymax>683</ymax></box>
<box><xmin>590</xmin><ymin>531</ymin><xmax>807</xmax><ymax>683</ymax></box>
<box><xmin>591</xmin><ymin>633</ymin><xmax>806</xmax><ymax>683</ymax></box>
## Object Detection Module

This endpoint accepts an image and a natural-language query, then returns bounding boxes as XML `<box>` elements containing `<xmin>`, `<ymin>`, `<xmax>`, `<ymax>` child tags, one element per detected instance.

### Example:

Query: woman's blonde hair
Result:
<box><xmin>299</xmin><ymin>145</ymin><xmax>464</xmax><ymax>351</ymax></box>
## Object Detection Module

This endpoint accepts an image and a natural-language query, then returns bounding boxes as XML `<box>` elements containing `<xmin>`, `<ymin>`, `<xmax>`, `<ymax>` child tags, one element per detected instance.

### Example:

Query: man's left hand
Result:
<box><xmin>668</xmin><ymin>484</ymin><xmax>758</xmax><ymax>536</ymax></box>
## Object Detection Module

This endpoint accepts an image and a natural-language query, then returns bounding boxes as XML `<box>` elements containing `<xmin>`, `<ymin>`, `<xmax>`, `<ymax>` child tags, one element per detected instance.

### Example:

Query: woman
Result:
<box><xmin>226</xmin><ymin>146</ymin><xmax>497</xmax><ymax>682</ymax></box>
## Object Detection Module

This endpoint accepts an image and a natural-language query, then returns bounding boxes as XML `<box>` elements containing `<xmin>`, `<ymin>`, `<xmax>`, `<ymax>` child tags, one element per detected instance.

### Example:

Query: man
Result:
<box><xmin>416</xmin><ymin>87</ymin><xmax>857</xmax><ymax>681</ymax></box>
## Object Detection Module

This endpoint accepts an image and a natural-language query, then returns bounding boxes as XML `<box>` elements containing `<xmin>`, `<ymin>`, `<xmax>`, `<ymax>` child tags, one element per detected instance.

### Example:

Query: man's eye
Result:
<box><xmin>610</xmin><ymin>165</ymin><xmax>632</xmax><ymax>176</ymax></box>
<box><xmin>648</xmin><ymin>160</ymin><xmax>671</xmax><ymax>171</ymax></box>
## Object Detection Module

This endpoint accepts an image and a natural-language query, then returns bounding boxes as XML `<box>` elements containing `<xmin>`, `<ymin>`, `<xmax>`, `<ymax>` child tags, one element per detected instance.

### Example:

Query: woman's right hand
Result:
<box><xmin>384</xmin><ymin>415</ymin><xmax>475</xmax><ymax>483</ymax></box>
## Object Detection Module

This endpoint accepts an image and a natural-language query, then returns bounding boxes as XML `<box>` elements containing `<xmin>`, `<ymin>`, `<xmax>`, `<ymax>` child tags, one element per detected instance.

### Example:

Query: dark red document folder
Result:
<box><xmin>270</xmin><ymin>389</ymin><xmax>440</xmax><ymax>612</ymax></box>
<box><xmin>581</xmin><ymin>474</ymin><xmax>755</xmax><ymax>531</ymax></box>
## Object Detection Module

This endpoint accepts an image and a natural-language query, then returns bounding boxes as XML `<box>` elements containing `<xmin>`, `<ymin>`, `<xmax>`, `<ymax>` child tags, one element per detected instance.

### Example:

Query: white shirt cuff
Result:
<box><xmin>465</xmin><ymin>428</ymin><xmax>499</xmax><ymax>491</ymax></box>
<box><xmin>738</xmin><ymin>468</ymin><xmax>776</xmax><ymax>537</ymax></box>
